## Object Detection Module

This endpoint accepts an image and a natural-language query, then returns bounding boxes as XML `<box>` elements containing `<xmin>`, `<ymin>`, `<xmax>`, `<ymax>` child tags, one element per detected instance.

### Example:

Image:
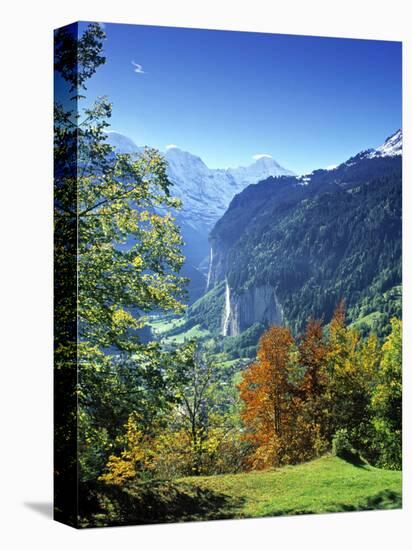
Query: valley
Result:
<box><xmin>142</xmin><ymin>130</ymin><xmax>402</xmax><ymax>362</ymax></box>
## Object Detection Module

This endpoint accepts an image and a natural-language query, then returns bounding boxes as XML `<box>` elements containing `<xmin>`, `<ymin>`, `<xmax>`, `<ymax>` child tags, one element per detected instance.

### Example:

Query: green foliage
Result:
<box><xmin>100</xmin><ymin>341</ymin><xmax>245</xmax><ymax>479</ymax></box>
<box><xmin>169</xmin><ymin>282</ymin><xmax>225</xmax><ymax>336</ymax></box>
<box><xmin>331</xmin><ymin>429</ymin><xmax>361</xmax><ymax>464</ymax></box>
<box><xmin>223</xmin><ymin>322</ymin><xmax>264</xmax><ymax>358</ymax></box>
<box><xmin>55</xmin><ymin>23</ymin><xmax>188</xmax><ymax>491</ymax></box>
<box><xmin>236</xmin><ymin>307</ymin><xmax>401</xmax><ymax>471</ymax></box>
<box><xmin>371</xmin><ymin>318</ymin><xmax>402</xmax><ymax>469</ymax></box>
<box><xmin>55</xmin><ymin>23</ymin><xmax>402</xmax><ymax>529</ymax></box>
<box><xmin>54</xmin><ymin>23</ymin><xmax>106</xmax><ymax>93</ymax></box>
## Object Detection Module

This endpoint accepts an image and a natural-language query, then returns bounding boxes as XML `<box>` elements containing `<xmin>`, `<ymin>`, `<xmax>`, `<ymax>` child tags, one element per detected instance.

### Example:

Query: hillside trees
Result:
<box><xmin>210</xmin><ymin>165</ymin><xmax>401</xmax><ymax>339</ymax></box>
<box><xmin>54</xmin><ymin>22</ymin><xmax>188</xmax><ymax>496</ymax></box>
<box><xmin>238</xmin><ymin>306</ymin><xmax>402</xmax><ymax>470</ymax></box>
<box><xmin>324</xmin><ymin>303</ymin><xmax>380</xmax><ymax>452</ymax></box>
<box><xmin>100</xmin><ymin>341</ymin><xmax>245</xmax><ymax>480</ymax></box>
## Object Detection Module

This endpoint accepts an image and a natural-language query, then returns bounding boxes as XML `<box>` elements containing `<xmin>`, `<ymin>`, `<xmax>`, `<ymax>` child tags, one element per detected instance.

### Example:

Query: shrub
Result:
<box><xmin>332</xmin><ymin>429</ymin><xmax>362</xmax><ymax>464</ymax></box>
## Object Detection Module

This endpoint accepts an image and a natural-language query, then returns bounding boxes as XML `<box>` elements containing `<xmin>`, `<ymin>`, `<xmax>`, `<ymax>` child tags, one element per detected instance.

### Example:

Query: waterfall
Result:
<box><xmin>206</xmin><ymin>246</ymin><xmax>213</xmax><ymax>290</ymax></box>
<box><xmin>222</xmin><ymin>279</ymin><xmax>231</xmax><ymax>336</ymax></box>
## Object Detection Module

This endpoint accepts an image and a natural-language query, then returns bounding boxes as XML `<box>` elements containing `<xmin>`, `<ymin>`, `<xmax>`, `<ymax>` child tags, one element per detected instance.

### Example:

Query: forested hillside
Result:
<box><xmin>181</xmin><ymin>146</ymin><xmax>402</xmax><ymax>350</ymax></box>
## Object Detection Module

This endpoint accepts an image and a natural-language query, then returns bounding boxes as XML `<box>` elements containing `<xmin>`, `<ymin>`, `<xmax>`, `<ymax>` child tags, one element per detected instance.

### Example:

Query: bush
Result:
<box><xmin>332</xmin><ymin>429</ymin><xmax>362</xmax><ymax>464</ymax></box>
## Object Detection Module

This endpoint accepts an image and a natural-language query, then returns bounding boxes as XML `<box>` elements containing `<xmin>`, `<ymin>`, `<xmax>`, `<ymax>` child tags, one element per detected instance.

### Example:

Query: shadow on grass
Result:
<box><xmin>334</xmin><ymin>489</ymin><xmax>402</xmax><ymax>512</ymax></box>
<box><xmin>260</xmin><ymin>489</ymin><xmax>402</xmax><ymax>518</ymax></box>
<box><xmin>79</xmin><ymin>480</ymin><xmax>244</xmax><ymax>528</ymax></box>
<box><xmin>337</xmin><ymin>449</ymin><xmax>369</xmax><ymax>468</ymax></box>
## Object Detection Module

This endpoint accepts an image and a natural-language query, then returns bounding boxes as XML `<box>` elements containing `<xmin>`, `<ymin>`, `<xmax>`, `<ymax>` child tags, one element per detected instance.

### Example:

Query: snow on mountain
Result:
<box><xmin>105</xmin><ymin>131</ymin><xmax>293</xmax><ymax>231</ymax></box>
<box><xmin>371</xmin><ymin>129</ymin><xmax>402</xmax><ymax>158</ymax></box>
<box><xmin>294</xmin><ymin>130</ymin><xmax>402</xmax><ymax>187</ymax></box>
<box><xmin>165</xmin><ymin>148</ymin><xmax>293</xmax><ymax>231</ymax></box>
<box><xmin>164</xmin><ymin>147</ymin><xmax>238</xmax><ymax>231</ymax></box>
<box><xmin>227</xmin><ymin>156</ymin><xmax>294</xmax><ymax>190</ymax></box>
<box><xmin>337</xmin><ymin>129</ymin><xmax>402</xmax><ymax>165</ymax></box>
<box><xmin>105</xmin><ymin>132</ymin><xmax>143</xmax><ymax>155</ymax></box>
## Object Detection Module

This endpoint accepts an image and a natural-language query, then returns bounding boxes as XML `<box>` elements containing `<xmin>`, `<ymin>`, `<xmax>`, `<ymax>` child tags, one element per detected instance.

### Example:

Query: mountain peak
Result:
<box><xmin>102</xmin><ymin>131</ymin><xmax>294</xmax><ymax>231</ymax></box>
<box><xmin>105</xmin><ymin>132</ymin><xmax>141</xmax><ymax>154</ymax></box>
<box><xmin>375</xmin><ymin>129</ymin><xmax>402</xmax><ymax>157</ymax></box>
<box><xmin>331</xmin><ymin>129</ymin><xmax>403</xmax><ymax>169</ymax></box>
<box><xmin>253</xmin><ymin>156</ymin><xmax>280</xmax><ymax>168</ymax></box>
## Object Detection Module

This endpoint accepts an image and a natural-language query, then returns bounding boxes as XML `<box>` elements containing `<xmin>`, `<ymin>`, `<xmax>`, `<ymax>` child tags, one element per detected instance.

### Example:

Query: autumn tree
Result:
<box><xmin>296</xmin><ymin>318</ymin><xmax>329</xmax><ymax>455</ymax></box>
<box><xmin>238</xmin><ymin>326</ymin><xmax>302</xmax><ymax>468</ymax></box>
<box><xmin>299</xmin><ymin>318</ymin><xmax>328</xmax><ymax>402</ymax></box>
<box><xmin>99</xmin><ymin>413</ymin><xmax>155</xmax><ymax>486</ymax></box>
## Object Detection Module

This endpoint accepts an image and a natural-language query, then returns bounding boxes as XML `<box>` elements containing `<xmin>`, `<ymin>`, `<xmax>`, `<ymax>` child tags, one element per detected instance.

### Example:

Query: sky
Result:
<box><xmin>79</xmin><ymin>22</ymin><xmax>402</xmax><ymax>174</ymax></box>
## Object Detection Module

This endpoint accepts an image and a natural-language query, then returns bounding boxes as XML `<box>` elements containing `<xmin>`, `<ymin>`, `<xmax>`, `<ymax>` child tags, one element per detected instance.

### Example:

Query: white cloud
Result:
<box><xmin>132</xmin><ymin>61</ymin><xmax>145</xmax><ymax>74</ymax></box>
<box><xmin>252</xmin><ymin>153</ymin><xmax>273</xmax><ymax>160</ymax></box>
<box><xmin>326</xmin><ymin>164</ymin><xmax>338</xmax><ymax>170</ymax></box>
<box><xmin>166</xmin><ymin>144</ymin><xmax>179</xmax><ymax>150</ymax></box>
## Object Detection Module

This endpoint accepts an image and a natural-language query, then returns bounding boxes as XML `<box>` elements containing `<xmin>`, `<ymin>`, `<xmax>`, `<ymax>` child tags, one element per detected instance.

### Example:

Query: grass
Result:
<box><xmin>162</xmin><ymin>323</ymin><xmax>211</xmax><ymax>343</ymax></box>
<box><xmin>81</xmin><ymin>455</ymin><xmax>401</xmax><ymax>527</ymax></box>
<box><xmin>178</xmin><ymin>455</ymin><xmax>402</xmax><ymax>518</ymax></box>
<box><xmin>148</xmin><ymin>315</ymin><xmax>212</xmax><ymax>344</ymax></box>
<box><xmin>149</xmin><ymin>315</ymin><xmax>187</xmax><ymax>335</ymax></box>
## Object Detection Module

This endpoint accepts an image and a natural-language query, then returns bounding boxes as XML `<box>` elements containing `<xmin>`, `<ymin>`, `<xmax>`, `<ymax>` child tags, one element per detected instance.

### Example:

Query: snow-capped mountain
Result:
<box><xmin>369</xmin><ymin>129</ymin><xmax>402</xmax><ymax>158</ymax></box>
<box><xmin>106</xmin><ymin>132</ymin><xmax>143</xmax><ymax>155</ymax></box>
<box><xmin>163</xmin><ymin>147</ymin><xmax>236</xmax><ymax>232</ymax></box>
<box><xmin>296</xmin><ymin>129</ymin><xmax>402</xmax><ymax>186</ymax></box>
<box><xmin>106</xmin><ymin>132</ymin><xmax>293</xmax><ymax>232</ymax></box>
<box><xmin>228</xmin><ymin>156</ymin><xmax>294</xmax><ymax>191</ymax></box>
<box><xmin>164</xmin><ymin>147</ymin><xmax>292</xmax><ymax>231</ymax></box>
<box><xmin>346</xmin><ymin>129</ymin><xmax>402</xmax><ymax>163</ymax></box>
<box><xmin>106</xmin><ymin>131</ymin><xmax>293</xmax><ymax>302</ymax></box>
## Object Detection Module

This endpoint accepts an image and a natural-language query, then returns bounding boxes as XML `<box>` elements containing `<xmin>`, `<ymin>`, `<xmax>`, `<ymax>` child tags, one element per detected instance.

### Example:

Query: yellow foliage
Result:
<box><xmin>99</xmin><ymin>415</ymin><xmax>153</xmax><ymax>485</ymax></box>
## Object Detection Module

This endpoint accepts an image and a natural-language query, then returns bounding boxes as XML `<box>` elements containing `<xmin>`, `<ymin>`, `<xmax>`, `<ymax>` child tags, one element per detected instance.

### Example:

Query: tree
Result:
<box><xmin>54</xmin><ymin>23</ymin><xmax>108</xmax><ymax>523</ymax></box>
<box><xmin>238</xmin><ymin>326</ymin><xmax>301</xmax><ymax>468</ymax></box>
<box><xmin>325</xmin><ymin>302</ymin><xmax>380</xmax><ymax>456</ymax></box>
<box><xmin>98</xmin><ymin>413</ymin><xmax>154</xmax><ymax>485</ymax></box>
<box><xmin>371</xmin><ymin>318</ymin><xmax>402</xmax><ymax>469</ymax></box>
<box><xmin>159</xmin><ymin>342</ymin><xmax>240</xmax><ymax>476</ymax></box>
<box><xmin>299</xmin><ymin>318</ymin><xmax>328</xmax><ymax>401</ymax></box>
<box><xmin>296</xmin><ymin>318</ymin><xmax>329</xmax><ymax>455</ymax></box>
<box><xmin>98</xmin><ymin>342</ymin><xmax>244</xmax><ymax>480</ymax></box>
<box><xmin>54</xmin><ymin>22</ymin><xmax>188</xmax><ymax>494</ymax></box>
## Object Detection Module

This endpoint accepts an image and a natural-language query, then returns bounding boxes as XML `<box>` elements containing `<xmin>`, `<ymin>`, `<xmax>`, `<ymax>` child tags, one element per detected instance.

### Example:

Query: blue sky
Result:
<box><xmin>79</xmin><ymin>22</ymin><xmax>402</xmax><ymax>174</ymax></box>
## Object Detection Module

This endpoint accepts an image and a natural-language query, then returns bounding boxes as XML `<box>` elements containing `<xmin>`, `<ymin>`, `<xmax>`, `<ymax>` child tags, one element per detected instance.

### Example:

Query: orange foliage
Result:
<box><xmin>239</xmin><ymin>321</ymin><xmax>332</xmax><ymax>469</ymax></box>
<box><xmin>299</xmin><ymin>318</ymin><xmax>328</xmax><ymax>399</ymax></box>
<box><xmin>238</xmin><ymin>326</ymin><xmax>300</xmax><ymax>468</ymax></box>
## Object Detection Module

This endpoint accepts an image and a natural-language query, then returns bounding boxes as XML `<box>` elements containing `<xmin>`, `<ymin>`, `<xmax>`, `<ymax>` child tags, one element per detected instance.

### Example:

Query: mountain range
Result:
<box><xmin>171</xmin><ymin>129</ymin><xmax>402</xmax><ymax>354</ymax></box>
<box><xmin>106</xmin><ymin>132</ymin><xmax>293</xmax><ymax>301</ymax></box>
<box><xmin>106</xmin><ymin>128</ymin><xmax>402</xmax><ymax>352</ymax></box>
<box><xmin>106</xmin><ymin>132</ymin><xmax>293</xmax><ymax>231</ymax></box>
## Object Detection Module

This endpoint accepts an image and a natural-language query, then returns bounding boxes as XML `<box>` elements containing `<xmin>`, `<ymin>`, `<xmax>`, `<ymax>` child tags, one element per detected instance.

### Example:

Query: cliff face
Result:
<box><xmin>206</xmin><ymin>238</ymin><xmax>228</xmax><ymax>291</ymax></box>
<box><xmin>221</xmin><ymin>281</ymin><xmax>284</xmax><ymax>336</ymax></box>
